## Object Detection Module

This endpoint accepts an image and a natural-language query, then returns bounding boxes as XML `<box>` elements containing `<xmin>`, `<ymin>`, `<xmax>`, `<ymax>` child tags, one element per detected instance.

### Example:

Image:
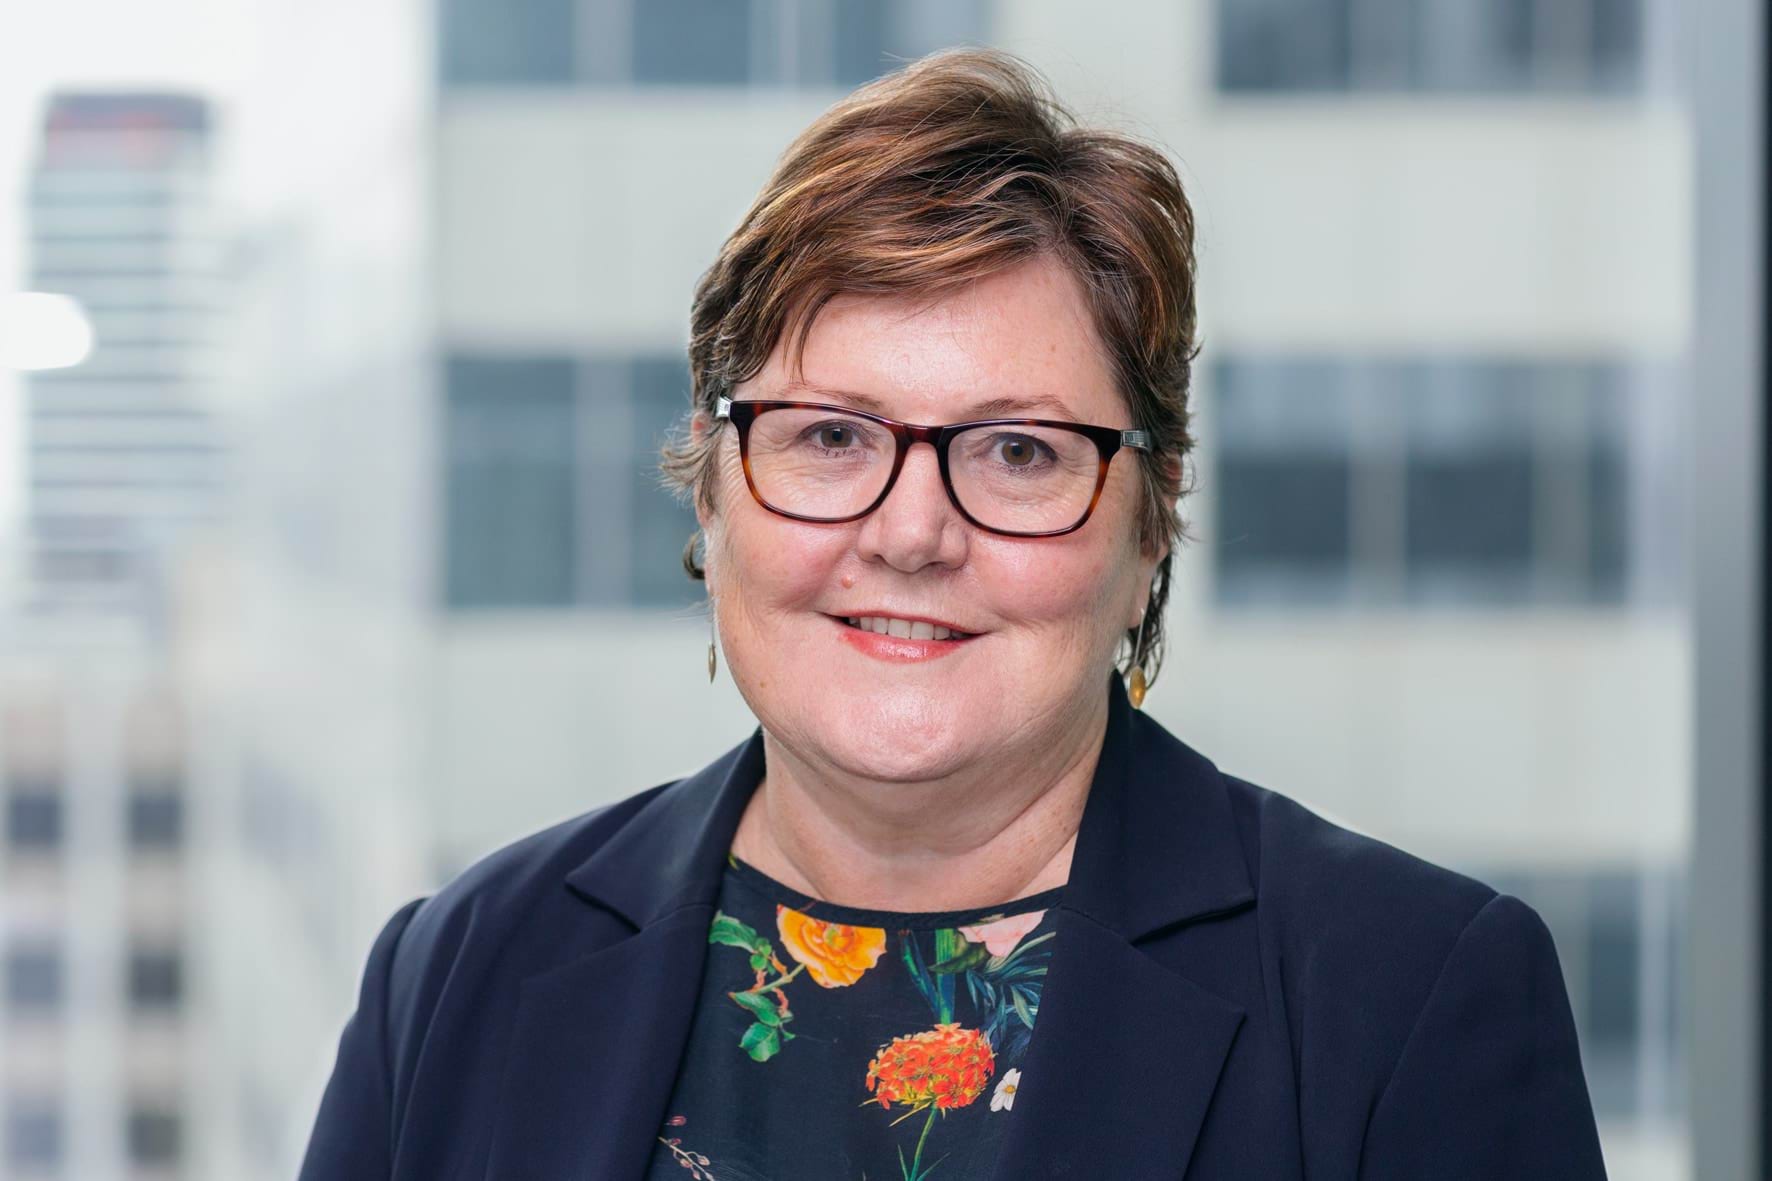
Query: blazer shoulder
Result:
<box><xmin>430</xmin><ymin>777</ymin><xmax>674</xmax><ymax>922</ymax></box>
<box><xmin>1216</xmin><ymin>772</ymin><xmax>1560</xmax><ymax>1099</ymax></box>
<box><xmin>1221</xmin><ymin>771</ymin><xmax>1500</xmax><ymax>943</ymax></box>
<box><xmin>380</xmin><ymin>777</ymin><xmax>680</xmax><ymax>1022</ymax></box>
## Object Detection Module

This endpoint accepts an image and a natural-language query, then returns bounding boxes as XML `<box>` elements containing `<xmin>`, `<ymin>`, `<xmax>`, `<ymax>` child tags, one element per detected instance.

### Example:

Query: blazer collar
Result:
<box><xmin>563</xmin><ymin>671</ymin><xmax>1255</xmax><ymax>942</ymax></box>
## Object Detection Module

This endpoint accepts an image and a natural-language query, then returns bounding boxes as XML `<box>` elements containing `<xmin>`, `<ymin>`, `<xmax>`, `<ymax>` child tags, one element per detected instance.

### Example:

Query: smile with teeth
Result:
<box><xmin>844</xmin><ymin>616</ymin><xmax>973</xmax><ymax>641</ymax></box>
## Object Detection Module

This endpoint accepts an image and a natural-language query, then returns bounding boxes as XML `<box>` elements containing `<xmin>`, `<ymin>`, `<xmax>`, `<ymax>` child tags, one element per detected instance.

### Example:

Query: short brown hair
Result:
<box><xmin>661</xmin><ymin>47</ymin><xmax>1200</xmax><ymax>692</ymax></box>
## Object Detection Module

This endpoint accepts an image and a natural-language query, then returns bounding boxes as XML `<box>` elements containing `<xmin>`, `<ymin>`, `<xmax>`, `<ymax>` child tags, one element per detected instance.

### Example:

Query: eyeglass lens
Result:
<box><xmin>743</xmin><ymin>406</ymin><xmax>1104</xmax><ymax>533</ymax></box>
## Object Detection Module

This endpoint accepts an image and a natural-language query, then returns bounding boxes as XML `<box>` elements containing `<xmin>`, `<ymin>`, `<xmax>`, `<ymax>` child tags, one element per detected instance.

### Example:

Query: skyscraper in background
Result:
<box><xmin>22</xmin><ymin>92</ymin><xmax>224</xmax><ymax>622</ymax></box>
<box><xmin>0</xmin><ymin>92</ymin><xmax>217</xmax><ymax>1180</ymax></box>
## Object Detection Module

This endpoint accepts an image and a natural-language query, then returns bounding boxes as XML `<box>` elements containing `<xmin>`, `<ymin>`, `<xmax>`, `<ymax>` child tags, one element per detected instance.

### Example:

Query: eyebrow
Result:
<box><xmin>776</xmin><ymin>381</ymin><xmax>1082</xmax><ymax>422</ymax></box>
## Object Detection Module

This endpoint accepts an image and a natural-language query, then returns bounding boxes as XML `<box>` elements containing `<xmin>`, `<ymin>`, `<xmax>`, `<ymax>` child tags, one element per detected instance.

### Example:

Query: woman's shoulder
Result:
<box><xmin>1202</xmin><ymin>771</ymin><xmax>1599</xmax><ymax>1166</ymax></box>
<box><xmin>1215</xmin><ymin>769</ymin><xmax>1557</xmax><ymax>1004</ymax></box>
<box><xmin>1222</xmin><ymin>773</ymin><xmax>1499</xmax><ymax>922</ymax></box>
<box><xmin>377</xmin><ymin>777</ymin><xmax>686</xmax><ymax>1004</ymax></box>
<box><xmin>432</xmin><ymin>778</ymin><xmax>677</xmax><ymax>916</ymax></box>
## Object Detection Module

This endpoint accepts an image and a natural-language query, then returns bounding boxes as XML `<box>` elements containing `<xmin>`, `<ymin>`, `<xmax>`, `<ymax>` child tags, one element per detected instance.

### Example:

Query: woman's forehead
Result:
<box><xmin>768</xmin><ymin>378</ymin><xmax>1090</xmax><ymax>425</ymax></box>
<box><xmin>754</xmin><ymin>258</ymin><xmax>1124</xmax><ymax>424</ymax></box>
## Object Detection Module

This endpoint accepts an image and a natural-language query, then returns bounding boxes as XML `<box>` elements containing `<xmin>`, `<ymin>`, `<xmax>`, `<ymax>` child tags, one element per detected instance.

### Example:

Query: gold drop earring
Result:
<box><xmin>1128</xmin><ymin>608</ymin><xmax>1149</xmax><ymax>709</ymax></box>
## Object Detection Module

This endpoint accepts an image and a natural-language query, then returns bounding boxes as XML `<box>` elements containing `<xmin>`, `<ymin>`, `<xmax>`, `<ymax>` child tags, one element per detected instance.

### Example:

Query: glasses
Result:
<box><xmin>714</xmin><ymin>397</ymin><xmax>1152</xmax><ymax>538</ymax></box>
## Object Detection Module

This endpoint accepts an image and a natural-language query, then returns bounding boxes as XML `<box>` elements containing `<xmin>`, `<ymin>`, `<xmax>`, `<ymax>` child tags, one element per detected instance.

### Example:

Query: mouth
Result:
<box><xmin>828</xmin><ymin>613</ymin><xmax>979</xmax><ymax>641</ymax></box>
<box><xmin>823</xmin><ymin>613</ymin><xmax>981</xmax><ymax>661</ymax></box>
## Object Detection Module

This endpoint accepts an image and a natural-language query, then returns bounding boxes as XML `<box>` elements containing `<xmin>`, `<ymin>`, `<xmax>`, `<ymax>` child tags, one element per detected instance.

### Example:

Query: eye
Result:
<box><xmin>995</xmin><ymin>435</ymin><xmax>1043</xmax><ymax>466</ymax></box>
<box><xmin>816</xmin><ymin>423</ymin><xmax>857</xmax><ymax>449</ymax></box>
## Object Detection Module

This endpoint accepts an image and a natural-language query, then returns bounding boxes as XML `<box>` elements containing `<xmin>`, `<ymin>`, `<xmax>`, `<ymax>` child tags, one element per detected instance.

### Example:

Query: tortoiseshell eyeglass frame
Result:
<box><xmin>713</xmin><ymin>396</ymin><xmax>1153</xmax><ymax>539</ymax></box>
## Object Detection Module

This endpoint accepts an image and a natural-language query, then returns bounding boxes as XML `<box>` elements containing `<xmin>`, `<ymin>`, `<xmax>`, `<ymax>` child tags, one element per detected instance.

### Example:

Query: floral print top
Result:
<box><xmin>643</xmin><ymin>851</ymin><xmax>1064</xmax><ymax>1181</ymax></box>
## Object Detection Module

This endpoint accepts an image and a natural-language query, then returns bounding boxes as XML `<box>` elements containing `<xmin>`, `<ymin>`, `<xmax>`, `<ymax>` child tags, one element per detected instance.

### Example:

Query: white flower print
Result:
<box><xmin>990</xmin><ymin>1068</ymin><xmax>1022</xmax><ymax>1112</ymax></box>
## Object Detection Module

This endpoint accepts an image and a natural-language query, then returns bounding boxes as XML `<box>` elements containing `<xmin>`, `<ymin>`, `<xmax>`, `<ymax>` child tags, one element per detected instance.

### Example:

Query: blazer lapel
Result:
<box><xmin>988</xmin><ymin>911</ymin><xmax>1245</xmax><ymax>1180</ymax></box>
<box><xmin>486</xmin><ymin>733</ymin><xmax>767</xmax><ymax>1180</ymax></box>
<box><xmin>990</xmin><ymin>676</ymin><xmax>1258</xmax><ymax>1180</ymax></box>
<box><xmin>482</xmin><ymin>905</ymin><xmax>716</xmax><ymax>1179</ymax></box>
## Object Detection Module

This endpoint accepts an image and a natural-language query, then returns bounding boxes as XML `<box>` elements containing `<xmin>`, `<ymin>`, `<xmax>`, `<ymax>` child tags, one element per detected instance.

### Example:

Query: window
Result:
<box><xmin>1400</xmin><ymin>363</ymin><xmax>1540</xmax><ymax>603</ymax></box>
<box><xmin>6</xmin><ymin>780</ymin><xmax>64</xmax><ymax>852</ymax></box>
<box><xmin>5</xmin><ymin>1098</ymin><xmax>61</xmax><ymax>1169</ymax></box>
<box><xmin>127</xmin><ymin>1104</ymin><xmax>181</xmax><ymax>1167</ymax></box>
<box><xmin>831</xmin><ymin>0</ymin><xmax>992</xmax><ymax>88</ymax></box>
<box><xmin>5</xmin><ymin>942</ymin><xmax>63</xmax><ymax>1013</ymax></box>
<box><xmin>632</xmin><ymin>0</ymin><xmax>755</xmax><ymax>86</ymax></box>
<box><xmin>127</xmin><ymin>945</ymin><xmax>183</xmax><ymax>1010</ymax></box>
<box><xmin>439</xmin><ymin>0</ymin><xmax>988</xmax><ymax>88</ymax></box>
<box><xmin>1217</xmin><ymin>0</ymin><xmax>1643</xmax><ymax>94</ymax></box>
<box><xmin>1213</xmin><ymin>359</ymin><xmax>1355</xmax><ymax>605</ymax></box>
<box><xmin>443</xmin><ymin>356</ymin><xmax>578</xmax><ymax>608</ymax></box>
<box><xmin>127</xmin><ymin>776</ymin><xmax>184</xmax><ymax>850</ymax></box>
<box><xmin>1210</xmin><ymin>356</ymin><xmax>1665</xmax><ymax>608</ymax></box>
<box><xmin>443</xmin><ymin>352</ymin><xmax>700</xmax><ymax>611</ymax></box>
<box><xmin>437</xmin><ymin>0</ymin><xmax>576</xmax><ymax>84</ymax></box>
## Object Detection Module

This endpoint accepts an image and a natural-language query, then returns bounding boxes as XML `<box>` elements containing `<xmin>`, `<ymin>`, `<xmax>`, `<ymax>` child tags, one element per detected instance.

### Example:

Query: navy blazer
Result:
<box><xmin>299</xmin><ymin>675</ymin><xmax>1608</xmax><ymax>1179</ymax></box>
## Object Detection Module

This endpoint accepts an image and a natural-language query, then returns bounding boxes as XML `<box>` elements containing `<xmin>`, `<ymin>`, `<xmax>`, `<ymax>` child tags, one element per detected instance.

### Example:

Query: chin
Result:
<box><xmin>809</xmin><ymin>691</ymin><xmax>981</xmax><ymax>783</ymax></box>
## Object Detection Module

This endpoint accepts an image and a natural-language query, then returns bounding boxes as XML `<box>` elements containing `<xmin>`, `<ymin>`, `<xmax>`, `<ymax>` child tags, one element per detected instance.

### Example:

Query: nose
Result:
<box><xmin>854</xmin><ymin>442</ymin><xmax>970</xmax><ymax>573</ymax></box>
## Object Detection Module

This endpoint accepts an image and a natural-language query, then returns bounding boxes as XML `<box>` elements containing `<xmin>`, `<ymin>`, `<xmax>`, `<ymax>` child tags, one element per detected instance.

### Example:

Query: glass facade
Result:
<box><xmin>1210</xmin><ymin>356</ymin><xmax>1675</xmax><ymax>608</ymax></box>
<box><xmin>437</xmin><ymin>0</ymin><xmax>577</xmax><ymax>84</ymax></box>
<box><xmin>5</xmin><ymin>784</ymin><xmax>64</xmax><ymax>852</ymax></box>
<box><xmin>127</xmin><ymin>945</ymin><xmax>184</xmax><ymax>1010</ymax></box>
<box><xmin>442</xmin><ymin>355</ymin><xmax>579</xmax><ymax>609</ymax></box>
<box><xmin>1217</xmin><ymin>0</ymin><xmax>1644</xmax><ymax>93</ymax></box>
<box><xmin>5</xmin><ymin>1099</ymin><xmax>62</xmax><ymax>1169</ymax></box>
<box><xmin>127</xmin><ymin>1105</ymin><xmax>182</xmax><ymax>1166</ymax></box>
<box><xmin>439</xmin><ymin>0</ymin><xmax>988</xmax><ymax>87</ymax></box>
<box><xmin>126</xmin><ymin>778</ymin><xmax>184</xmax><ymax>850</ymax></box>
<box><xmin>4</xmin><ymin>942</ymin><xmax>63</xmax><ymax>1013</ymax></box>
<box><xmin>443</xmin><ymin>353</ymin><xmax>701</xmax><ymax>610</ymax></box>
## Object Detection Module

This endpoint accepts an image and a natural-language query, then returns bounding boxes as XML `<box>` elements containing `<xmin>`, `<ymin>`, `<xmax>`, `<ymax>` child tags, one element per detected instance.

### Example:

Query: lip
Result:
<box><xmin>826</xmin><ymin>614</ymin><xmax>978</xmax><ymax>662</ymax></box>
<box><xmin>826</xmin><ymin>611</ymin><xmax>979</xmax><ymax>635</ymax></box>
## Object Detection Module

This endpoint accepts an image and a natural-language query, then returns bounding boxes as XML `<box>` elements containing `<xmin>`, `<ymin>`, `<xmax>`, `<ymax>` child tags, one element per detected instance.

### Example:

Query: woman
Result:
<box><xmin>299</xmin><ymin>49</ymin><xmax>1606</xmax><ymax>1180</ymax></box>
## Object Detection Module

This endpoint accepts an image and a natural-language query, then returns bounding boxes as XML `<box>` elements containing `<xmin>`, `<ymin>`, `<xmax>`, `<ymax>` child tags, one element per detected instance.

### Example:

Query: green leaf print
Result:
<box><xmin>739</xmin><ymin>1021</ymin><xmax>781</xmax><ymax>1061</ymax></box>
<box><xmin>710</xmin><ymin>908</ymin><xmax>807</xmax><ymax>1061</ymax></box>
<box><xmin>709</xmin><ymin>912</ymin><xmax>767</xmax><ymax>953</ymax></box>
<box><xmin>927</xmin><ymin>942</ymin><xmax>989</xmax><ymax>975</ymax></box>
<box><xmin>1011</xmin><ymin>987</ymin><xmax>1035</xmax><ymax>1029</ymax></box>
<box><xmin>729</xmin><ymin>988</ymin><xmax>783</xmax><ymax>1026</ymax></box>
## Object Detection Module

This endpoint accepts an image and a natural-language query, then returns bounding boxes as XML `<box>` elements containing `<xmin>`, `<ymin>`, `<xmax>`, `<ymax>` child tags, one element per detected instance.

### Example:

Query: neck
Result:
<box><xmin>729</xmin><ymin>694</ymin><xmax>1107</xmax><ymax>913</ymax></box>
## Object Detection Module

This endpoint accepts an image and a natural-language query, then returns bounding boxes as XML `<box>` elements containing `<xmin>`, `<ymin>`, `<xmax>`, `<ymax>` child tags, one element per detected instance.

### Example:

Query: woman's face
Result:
<box><xmin>701</xmin><ymin>255</ymin><xmax>1165</xmax><ymax>784</ymax></box>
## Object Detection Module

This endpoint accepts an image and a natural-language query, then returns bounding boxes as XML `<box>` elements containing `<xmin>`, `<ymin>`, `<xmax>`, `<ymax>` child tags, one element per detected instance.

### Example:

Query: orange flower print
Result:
<box><xmin>775</xmin><ymin>905</ymin><xmax>887</xmax><ymax>988</ymax></box>
<box><xmin>864</xmin><ymin>1023</ymin><xmax>995</xmax><ymax>1114</ymax></box>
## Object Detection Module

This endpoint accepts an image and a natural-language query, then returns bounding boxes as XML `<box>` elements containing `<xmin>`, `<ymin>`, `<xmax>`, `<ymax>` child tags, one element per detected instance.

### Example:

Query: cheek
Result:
<box><xmin>977</xmin><ymin>542</ymin><xmax>1127</xmax><ymax>636</ymax></box>
<box><xmin>975</xmin><ymin>477</ymin><xmax>1146</xmax><ymax>634</ymax></box>
<box><xmin>709</xmin><ymin>462</ymin><xmax>848</xmax><ymax>610</ymax></box>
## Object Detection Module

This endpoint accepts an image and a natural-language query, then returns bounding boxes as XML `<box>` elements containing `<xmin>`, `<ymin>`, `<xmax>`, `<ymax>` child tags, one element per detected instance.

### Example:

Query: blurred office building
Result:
<box><xmin>20</xmin><ymin>93</ymin><xmax>226</xmax><ymax>620</ymax></box>
<box><xmin>213</xmin><ymin>2</ymin><xmax>1691</xmax><ymax>1179</ymax></box>
<box><xmin>1</xmin><ymin>95</ymin><xmax>221</xmax><ymax>1178</ymax></box>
